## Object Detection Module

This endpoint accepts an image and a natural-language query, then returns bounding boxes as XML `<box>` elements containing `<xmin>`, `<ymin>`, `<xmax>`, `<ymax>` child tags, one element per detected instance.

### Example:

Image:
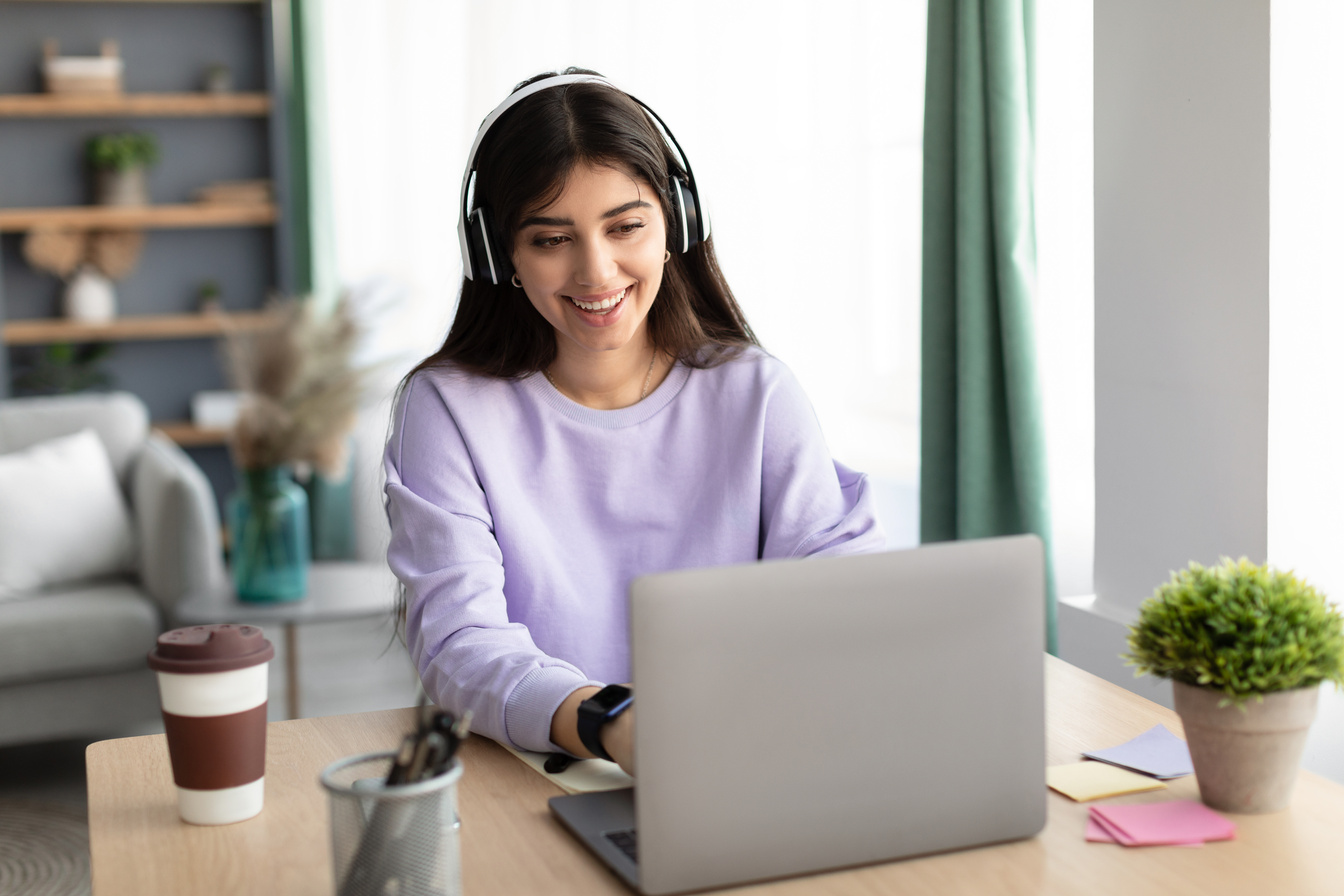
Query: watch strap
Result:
<box><xmin>576</xmin><ymin>684</ymin><xmax>632</xmax><ymax>762</ymax></box>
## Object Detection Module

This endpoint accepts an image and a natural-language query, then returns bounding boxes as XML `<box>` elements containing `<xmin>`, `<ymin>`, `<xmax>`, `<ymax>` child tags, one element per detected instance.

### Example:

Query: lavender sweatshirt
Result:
<box><xmin>384</xmin><ymin>347</ymin><xmax>886</xmax><ymax>753</ymax></box>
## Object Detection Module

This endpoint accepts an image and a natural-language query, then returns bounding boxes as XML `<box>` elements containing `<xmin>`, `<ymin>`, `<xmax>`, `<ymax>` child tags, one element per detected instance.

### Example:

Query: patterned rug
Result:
<box><xmin>0</xmin><ymin>801</ymin><xmax>90</xmax><ymax>896</ymax></box>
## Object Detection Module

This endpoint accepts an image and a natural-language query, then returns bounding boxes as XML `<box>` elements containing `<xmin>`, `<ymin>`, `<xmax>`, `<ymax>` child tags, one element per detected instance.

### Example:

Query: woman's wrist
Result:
<box><xmin>550</xmin><ymin>686</ymin><xmax>601</xmax><ymax>757</ymax></box>
<box><xmin>548</xmin><ymin>684</ymin><xmax>636</xmax><ymax>775</ymax></box>
<box><xmin>575</xmin><ymin>685</ymin><xmax>633</xmax><ymax>760</ymax></box>
<box><xmin>600</xmin><ymin>708</ymin><xmax>636</xmax><ymax>775</ymax></box>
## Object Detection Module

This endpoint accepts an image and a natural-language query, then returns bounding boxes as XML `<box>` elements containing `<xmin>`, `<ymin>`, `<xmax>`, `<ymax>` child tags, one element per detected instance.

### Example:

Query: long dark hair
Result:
<box><xmin>409</xmin><ymin>68</ymin><xmax>758</xmax><ymax>382</ymax></box>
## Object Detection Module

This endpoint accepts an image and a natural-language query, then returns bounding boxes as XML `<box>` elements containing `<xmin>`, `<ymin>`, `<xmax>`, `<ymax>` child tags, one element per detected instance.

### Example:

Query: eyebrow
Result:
<box><xmin>518</xmin><ymin>199</ymin><xmax>653</xmax><ymax>229</ymax></box>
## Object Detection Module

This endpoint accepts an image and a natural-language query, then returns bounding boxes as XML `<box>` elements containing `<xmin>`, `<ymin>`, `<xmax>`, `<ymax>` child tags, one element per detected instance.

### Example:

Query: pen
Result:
<box><xmin>385</xmin><ymin>732</ymin><xmax>418</xmax><ymax>786</ymax></box>
<box><xmin>429</xmin><ymin>710</ymin><xmax>471</xmax><ymax>779</ymax></box>
<box><xmin>384</xmin><ymin>705</ymin><xmax>471</xmax><ymax>786</ymax></box>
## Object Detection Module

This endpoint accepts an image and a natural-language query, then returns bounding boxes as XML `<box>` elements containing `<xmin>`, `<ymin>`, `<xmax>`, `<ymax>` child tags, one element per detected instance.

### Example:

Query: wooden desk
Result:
<box><xmin>86</xmin><ymin>657</ymin><xmax>1344</xmax><ymax>895</ymax></box>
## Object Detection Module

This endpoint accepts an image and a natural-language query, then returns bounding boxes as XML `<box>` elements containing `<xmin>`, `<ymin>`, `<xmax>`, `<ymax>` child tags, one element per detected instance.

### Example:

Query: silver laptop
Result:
<box><xmin>550</xmin><ymin>535</ymin><xmax>1047</xmax><ymax>895</ymax></box>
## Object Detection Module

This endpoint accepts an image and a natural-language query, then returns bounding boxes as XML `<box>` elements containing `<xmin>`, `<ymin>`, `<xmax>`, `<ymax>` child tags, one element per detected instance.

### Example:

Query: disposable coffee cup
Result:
<box><xmin>147</xmin><ymin>624</ymin><xmax>274</xmax><ymax>825</ymax></box>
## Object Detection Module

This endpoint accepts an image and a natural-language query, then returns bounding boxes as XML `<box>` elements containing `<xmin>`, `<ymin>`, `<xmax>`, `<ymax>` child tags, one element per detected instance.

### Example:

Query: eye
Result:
<box><xmin>613</xmin><ymin>222</ymin><xmax>645</xmax><ymax>236</ymax></box>
<box><xmin>531</xmin><ymin>234</ymin><xmax>569</xmax><ymax>248</ymax></box>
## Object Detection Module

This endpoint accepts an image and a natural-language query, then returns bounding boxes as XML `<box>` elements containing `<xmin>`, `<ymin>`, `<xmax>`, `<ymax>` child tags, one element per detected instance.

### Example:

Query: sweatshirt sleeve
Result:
<box><xmin>383</xmin><ymin>374</ymin><xmax>600</xmax><ymax>752</ymax></box>
<box><xmin>758</xmin><ymin>364</ymin><xmax>888</xmax><ymax>559</ymax></box>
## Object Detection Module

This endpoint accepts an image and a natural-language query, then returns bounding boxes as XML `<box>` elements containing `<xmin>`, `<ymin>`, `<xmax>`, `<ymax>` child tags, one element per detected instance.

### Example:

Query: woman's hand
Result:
<box><xmin>600</xmin><ymin>706</ymin><xmax>636</xmax><ymax>776</ymax></box>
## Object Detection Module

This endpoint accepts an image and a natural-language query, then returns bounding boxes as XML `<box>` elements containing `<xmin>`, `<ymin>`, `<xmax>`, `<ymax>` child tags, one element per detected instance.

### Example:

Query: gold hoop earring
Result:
<box><xmin>663</xmin><ymin>250</ymin><xmax>671</xmax><ymax>263</ymax></box>
<box><xmin>511</xmin><ymin>274</ymin><xmax>523</xmax><ymax>289</ymax></box>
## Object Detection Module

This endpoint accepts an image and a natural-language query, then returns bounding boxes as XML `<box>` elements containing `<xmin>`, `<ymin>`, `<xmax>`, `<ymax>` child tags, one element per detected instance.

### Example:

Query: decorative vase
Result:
<box><xmin>63</xmin><ymin>265</ymin><xmax>117</xmax><ymax>321</ymax></box>
<box><xmin>96</xmin><ymin>164</ymin><xmax>148</xmax><ymax>206</ymax></box>
<box><xmin>1173</xmin><ymin>681</ymin><xmax>1320</xmax><ymax>813</ymax></box>
<box><xmin>303</xmin><ymin>442</ymin><xmax>357</xmax><ymax>561</ymax></box>
<box><xmin>228</xmin><ymin>466</ymin><xmax>311</xmax><ymax>603</ymax></box>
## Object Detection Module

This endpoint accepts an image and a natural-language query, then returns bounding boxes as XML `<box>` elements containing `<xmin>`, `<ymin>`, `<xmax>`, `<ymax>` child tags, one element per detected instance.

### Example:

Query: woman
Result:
<box><xmin>384</xmin><ymin>69</ymin><xmax>885</xmax><ymax>773</ymax></box>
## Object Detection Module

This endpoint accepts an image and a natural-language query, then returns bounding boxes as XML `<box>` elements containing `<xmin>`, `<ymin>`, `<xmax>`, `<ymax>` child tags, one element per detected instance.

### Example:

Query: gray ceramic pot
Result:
<box><xmin>96</xmin><ymin>165</ymin><xmax>148</xmax><ymax>206</ymax></box>
<box><xmin>1173</xmin><ymin>681</ymin><xmax>1319</xmax><ymax>813</ymax></box>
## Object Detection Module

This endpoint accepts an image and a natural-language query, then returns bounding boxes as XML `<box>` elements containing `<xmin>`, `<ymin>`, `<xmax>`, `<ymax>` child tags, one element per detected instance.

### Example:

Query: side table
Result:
<box><xmin>172</xmin><ymin>561</ymin><xmax>400</xmax><ymax>719</ymax></box>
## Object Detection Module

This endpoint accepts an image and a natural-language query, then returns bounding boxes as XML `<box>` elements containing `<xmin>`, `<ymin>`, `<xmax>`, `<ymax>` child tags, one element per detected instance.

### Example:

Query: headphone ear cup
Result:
<box><xmin>668</xmin><ymin>176</ymin><xmax>702</xmax><ymax>254</ymax></box>
<box><xmin>468</xmin><ymin>207</ymin><xmax>512</xmax><ymax>285</ymax></box>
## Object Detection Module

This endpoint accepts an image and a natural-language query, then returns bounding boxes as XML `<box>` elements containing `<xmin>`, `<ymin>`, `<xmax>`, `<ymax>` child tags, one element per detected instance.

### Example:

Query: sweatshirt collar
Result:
<box><xmin>525</xmin><ymin>361</ymin><xmax>691</xmax><ymax>429</ymax></box>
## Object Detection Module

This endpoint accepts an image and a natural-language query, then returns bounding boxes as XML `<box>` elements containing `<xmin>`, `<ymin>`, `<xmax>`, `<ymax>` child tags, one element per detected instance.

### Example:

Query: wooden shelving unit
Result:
<box><xmin>0</xmin><ymin>92</ymin><xmax>270</xmax><ymax>118</ymax></box>
<box><xmin>0</xmin><ymin>0</ymin><xmax>289</xmax><ymax>490</ymax></box>
<box><xmin>0</xmin><ymin>202</ymin><xmax>277</xmax><ymax>232</ymax></box>
<box><xmin>2</xmin><ymin>310</ymin><xmax>277</xmax><ymax>346</ymax></box>
<box><xmin>153</xmin><ymin>421</ymin><xmax>230</xmax><ymax>447</ymax></box>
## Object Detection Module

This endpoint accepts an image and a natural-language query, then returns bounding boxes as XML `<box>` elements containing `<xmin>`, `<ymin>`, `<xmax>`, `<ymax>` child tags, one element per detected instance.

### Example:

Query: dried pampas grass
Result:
<box><xmin>226</xmin><ymin>296</ymin><xmax>367</xmax><ymax>477</ymax></box>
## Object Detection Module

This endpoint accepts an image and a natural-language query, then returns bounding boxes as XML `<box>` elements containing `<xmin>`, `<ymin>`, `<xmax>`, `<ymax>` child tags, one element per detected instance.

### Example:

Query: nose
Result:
<box><xmin>574</xmin><ymin>237</ymin><xmax>617</xmax><ymax>287</ymax></box>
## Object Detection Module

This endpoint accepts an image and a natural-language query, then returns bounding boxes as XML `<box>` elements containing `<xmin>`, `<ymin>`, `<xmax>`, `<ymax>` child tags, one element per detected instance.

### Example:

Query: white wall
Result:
<box><xmin>1073</xmin><ymin>0</ymin><xmax>1270</xmax><ymax>698</ymax></box>
<box><xmin>1093</xmin><ymin>0</ymin><xmax>1270</xmax><ymax>620</ymax></box>
<box><xmin>1070</xmin><ymin>0</ymin><xmax>1271</xmax><ymax>693</ymax></box>
<box><xmin>1078</xmin><ymin>0</ymin><xmax>1344</xmax><ymax>785</ymax></box>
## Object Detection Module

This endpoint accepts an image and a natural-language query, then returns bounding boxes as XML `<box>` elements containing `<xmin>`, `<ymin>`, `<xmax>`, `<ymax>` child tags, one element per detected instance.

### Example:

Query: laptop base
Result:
<box><xmin>550</xmin><ymin>789</ymin><xmax>640</xmax><ymax>891</ymax></box>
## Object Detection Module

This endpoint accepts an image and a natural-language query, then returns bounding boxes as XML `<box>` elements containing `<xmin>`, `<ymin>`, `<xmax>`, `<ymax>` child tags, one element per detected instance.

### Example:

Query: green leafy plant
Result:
<box><xmin>85</xmin><ymin>132</ymin><xmax>160</xmax><ymax>171</ymax></box>
<box><xmin>11</xmin><ymin>342</ymin><xmax>115</xmax><ymax>396</ymax></box>
<box><xmin>1125</xmin><ymin>558</ymin><xmax>1344</xmax><ymax>706</ymax></box>
<box><xmin>197</xmin><ymin>279</ymin><xmax>222</xmax><ymax>312</ymax></box>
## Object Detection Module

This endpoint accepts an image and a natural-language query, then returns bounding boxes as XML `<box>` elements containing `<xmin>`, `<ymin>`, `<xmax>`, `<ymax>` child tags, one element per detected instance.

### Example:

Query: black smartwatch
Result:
<box><xmin>576</xmin><ymin>684</ymin><xmax>633</xmax><ymax>762</ymax></box>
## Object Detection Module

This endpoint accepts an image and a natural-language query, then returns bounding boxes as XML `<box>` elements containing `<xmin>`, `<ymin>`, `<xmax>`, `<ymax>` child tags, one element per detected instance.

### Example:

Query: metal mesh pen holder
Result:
<box><xmin>321</xmin><ymin>751</ymin><xmax>463</xmax><ymax>896</ymax></box>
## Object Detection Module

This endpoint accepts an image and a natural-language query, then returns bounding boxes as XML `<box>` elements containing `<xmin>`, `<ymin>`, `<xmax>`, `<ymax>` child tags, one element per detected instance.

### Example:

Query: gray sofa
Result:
<box><xmin>0</xmin><ymin>391</ymin><xmax>225</xmax><ymax>747</ymax></box>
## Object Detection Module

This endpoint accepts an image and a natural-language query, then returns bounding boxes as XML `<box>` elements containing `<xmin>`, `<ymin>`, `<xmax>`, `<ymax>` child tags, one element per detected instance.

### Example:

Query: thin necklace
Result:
<box><xmin>545</xmin><ymin>350</ymin><xmax>658</xmax><ymax>401</ymax></box>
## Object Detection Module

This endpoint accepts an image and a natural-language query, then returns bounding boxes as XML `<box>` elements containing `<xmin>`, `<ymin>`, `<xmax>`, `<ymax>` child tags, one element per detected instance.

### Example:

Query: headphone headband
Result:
<box><xmin>457</xmin><ymin>74</ymin><xmax>708</xmax><ymax>282</ymax></box>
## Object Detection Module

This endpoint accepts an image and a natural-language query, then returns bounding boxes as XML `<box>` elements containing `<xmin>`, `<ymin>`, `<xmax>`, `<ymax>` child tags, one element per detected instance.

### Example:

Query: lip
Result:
<box><xmin>565</xmin><ymin>285</ymin><xmax>630</xmax><ymax>304</ymax></box>
<box><xmin>562</xmin><ymin>285</ymin><xmax>633</xmax><ymax>327</ymax></box>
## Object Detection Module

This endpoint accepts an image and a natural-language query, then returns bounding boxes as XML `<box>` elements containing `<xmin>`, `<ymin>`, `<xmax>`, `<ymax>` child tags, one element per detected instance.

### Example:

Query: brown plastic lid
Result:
<box><xmin>147</xmin><ymin>624</ymin><xmax>275</xmax><ymax>674</ymax></box>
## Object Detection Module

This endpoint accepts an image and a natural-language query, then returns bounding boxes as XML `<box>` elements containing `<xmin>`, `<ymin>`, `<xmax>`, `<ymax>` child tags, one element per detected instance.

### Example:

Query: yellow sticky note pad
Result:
<box><xmin>1047</xmin><ymin>761</ymin><xmax>1168</xmax><ymax>802</ymax></box>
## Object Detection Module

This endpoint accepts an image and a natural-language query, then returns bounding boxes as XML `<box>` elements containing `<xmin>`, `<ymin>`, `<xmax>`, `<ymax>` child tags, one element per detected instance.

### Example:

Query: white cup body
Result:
<box><xmin>156</xmin><ymin>663</ymin><xmax>270</xmax><ymax>825</ymax></box>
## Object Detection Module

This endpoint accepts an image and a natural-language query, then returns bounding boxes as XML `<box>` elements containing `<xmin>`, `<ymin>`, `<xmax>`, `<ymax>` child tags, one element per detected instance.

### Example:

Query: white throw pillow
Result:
<box><xmin>0</xmin><ymin>428</ymin><xmax>137</xmax><ymax>600</ymax></box>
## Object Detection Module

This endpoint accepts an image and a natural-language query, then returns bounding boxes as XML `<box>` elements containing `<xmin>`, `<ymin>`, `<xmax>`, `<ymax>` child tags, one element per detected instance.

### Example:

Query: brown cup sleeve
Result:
<box><xmin>161</xmin><ymin>704</ymin><xmax>268</xmax><ymax>791</ymax></box>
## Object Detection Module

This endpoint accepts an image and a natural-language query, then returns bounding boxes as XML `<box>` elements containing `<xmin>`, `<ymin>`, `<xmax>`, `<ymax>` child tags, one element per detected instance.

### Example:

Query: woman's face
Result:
<box><xmin>511</xmin><ymin>162</ymin><xmax>668</xmax><ymax>363</ymax></box>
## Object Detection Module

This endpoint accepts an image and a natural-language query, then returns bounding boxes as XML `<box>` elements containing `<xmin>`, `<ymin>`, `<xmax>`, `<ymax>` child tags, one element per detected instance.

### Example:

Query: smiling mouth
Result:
<box><xmin>566</xmin><ymin>287</ymin><xmax>628</xmax><ymax>314</ymax></box>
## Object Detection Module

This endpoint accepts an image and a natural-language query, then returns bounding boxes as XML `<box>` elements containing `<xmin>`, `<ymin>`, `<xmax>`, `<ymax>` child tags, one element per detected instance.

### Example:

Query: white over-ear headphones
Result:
<box><xmin>457</xmin><ymin>74</ymin><xmax>710</xmax><ymax>284</ymax></box>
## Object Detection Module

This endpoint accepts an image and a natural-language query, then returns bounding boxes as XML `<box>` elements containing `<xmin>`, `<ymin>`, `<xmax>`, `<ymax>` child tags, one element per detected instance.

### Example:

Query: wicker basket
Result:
<box><xmin>42</xmin><ymin>38</ymin><xmax>123</xmax><ymax>95</ymax></box>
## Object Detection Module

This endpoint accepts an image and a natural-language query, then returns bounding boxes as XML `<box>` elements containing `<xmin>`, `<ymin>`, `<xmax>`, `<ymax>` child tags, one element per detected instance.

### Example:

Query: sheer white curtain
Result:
<box><xmin>1270</xmin><ymin>0</ymin><xmax>1344</xmax><ymax>604</ymax></box>
<box><xmin>1034</xmin><ymin>1</ymin><xmax>1094</xmax><ymax>599</ymax></box>
<box><xmin>321</xmin><ymin>0</ymin><xmax>928</xmax><ymax>552</ymax></box>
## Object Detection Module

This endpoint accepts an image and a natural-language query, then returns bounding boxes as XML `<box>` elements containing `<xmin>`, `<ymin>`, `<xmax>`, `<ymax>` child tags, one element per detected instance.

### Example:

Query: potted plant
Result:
<box><xmin>197</xmin><ymin>279</ymin><xmax>223</xmax><ymax>314</ymax></box>
<box><xmin>85</xmin><ymin>131</ymin><xmax>160</xmax><ymax>206</ymax></box>
<box><xmin>1125</xmin><ymin>558</ymin><xmax>1344</xmax><ymax>813</ymax></box>
<box><xmin>203</xmin><ymin>62</ymin><xmax>233</xmax><ymax>94</ymax></box>
<box><xmin>11</xmin><ymin>342</ymin><xmax>115</xmax><ymax>396</ymax></box>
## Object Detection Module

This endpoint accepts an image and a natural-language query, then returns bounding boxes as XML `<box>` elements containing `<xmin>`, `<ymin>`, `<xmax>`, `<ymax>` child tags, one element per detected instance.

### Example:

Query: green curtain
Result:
<box><xmin>920</xmin><ymin>0</ymin><xmax>1057</xmax><ymax>654</ymax></box>
<box><xmin>285</xmin><ymin>0</ymin><xmax>337</xmax><ymax>310</ymax></box>
<box><xmin>283</xmin><ymin>0</ymin><xmax>353</xmax><ymax>558</ymax></box>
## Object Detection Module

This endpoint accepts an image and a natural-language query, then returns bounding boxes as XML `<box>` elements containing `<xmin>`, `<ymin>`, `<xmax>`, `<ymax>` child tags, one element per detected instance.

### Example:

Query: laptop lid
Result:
<box><xmin>627</xmin><ymin>535</ymin><xmax>1046</xmax><ymax>894</ymax></box>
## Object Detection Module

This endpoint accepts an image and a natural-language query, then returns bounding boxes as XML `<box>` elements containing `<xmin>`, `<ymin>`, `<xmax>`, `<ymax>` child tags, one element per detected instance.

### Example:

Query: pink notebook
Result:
<box><xmin>1087</xmin><ymin>801</ymin><xmax>1235</xmax><ymax>846</ymax></box>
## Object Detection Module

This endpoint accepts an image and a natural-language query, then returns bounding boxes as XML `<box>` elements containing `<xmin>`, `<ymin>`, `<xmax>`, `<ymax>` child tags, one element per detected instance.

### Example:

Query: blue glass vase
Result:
<box><xmin>228</xmin><ymin>467</ymin><xmax>310</xmax><ymax>602</ymax></box>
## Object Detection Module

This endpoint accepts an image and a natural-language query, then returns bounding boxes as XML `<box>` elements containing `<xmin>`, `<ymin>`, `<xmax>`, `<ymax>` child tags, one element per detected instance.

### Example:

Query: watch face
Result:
<box><xmin>587</xmin><ymin>684</ymin><xmax>632</xmax><ymax>714</ymax></box>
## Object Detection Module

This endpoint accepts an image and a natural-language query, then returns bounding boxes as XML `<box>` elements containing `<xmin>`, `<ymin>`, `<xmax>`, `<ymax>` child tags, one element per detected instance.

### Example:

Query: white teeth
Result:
<box><xmin>570</xmin><ymin>288</ymin><xmax>627</xmax><ymax>312</ymax></box>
